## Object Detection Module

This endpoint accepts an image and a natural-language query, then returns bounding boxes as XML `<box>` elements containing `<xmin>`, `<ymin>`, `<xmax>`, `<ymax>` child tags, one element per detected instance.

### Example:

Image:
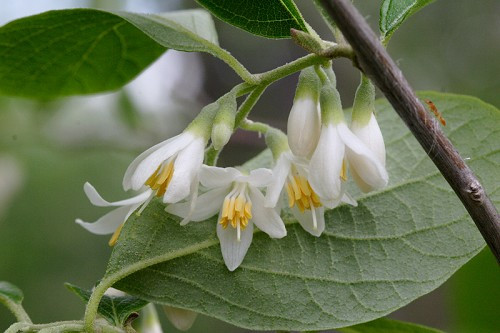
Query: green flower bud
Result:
<box><xmin>185</xmin><ymin>101</ymin><xmax>219</xmax><ymax>140</ymax></box>
<box><xmin>293</xmin><ymin>66</ymin><xmax>321</xmax><ymax>101</ymax></box>
<box><xmin>320</xmin><ymin>83</ymin><xmax>344</xmax><ymax>125</ymax></box>
<box><xmin>352</xmin><ymin>74</ymin><xmax>375</xmax><ymax>126</ymax></box>
<box><xmin>265</xmin><ymin>128</ymin><xmax>289</xmax><ymax>160</ymax></box>
<box><xmin>211</xmin><ymin>93</ymin><xmax>237</xmax><ymax>150</ymax></box>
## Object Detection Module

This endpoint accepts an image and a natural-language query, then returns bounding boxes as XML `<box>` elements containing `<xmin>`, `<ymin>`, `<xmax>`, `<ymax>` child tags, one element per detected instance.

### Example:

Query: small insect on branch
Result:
<box><xmin>424</xmin><ymin>99</ymin><xmax>446</xmax><ymax>126</ymax></box>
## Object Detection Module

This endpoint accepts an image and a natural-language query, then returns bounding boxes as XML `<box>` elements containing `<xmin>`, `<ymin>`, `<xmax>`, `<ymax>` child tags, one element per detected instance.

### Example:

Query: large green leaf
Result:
<box><xmin>95</xmin><ymin>92</ymin><xmax>497</xmax><ymax>330</ymax></box>
<box><xmin>339</xmin><ymin>317</ymin><xmax>443</xmax><ymax>333</ymax></box>
<box><xmin>0</xmin><ymin>8</ymin><xmax>229</xmax><ymax>98</ymax></box>
<box><xmin>196</xmin><ymin>0</ymin><xmax>307</xmax><ymax>38</ymax></box>
<box><xmin>379</xmin><ymin>0</ymin><xmax>435</xmax><ymax>42</ymax></box>
<box><xmin>65</xmin><ymin>283</ymin><xmax>148</xmax><ymax>326</ymax></box>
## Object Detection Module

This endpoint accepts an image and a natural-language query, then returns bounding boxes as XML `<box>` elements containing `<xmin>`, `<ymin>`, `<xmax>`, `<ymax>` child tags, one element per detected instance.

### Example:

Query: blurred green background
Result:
<box><xmin>0</xmin><ymin>0</ymin><xmax>498</xmax><ymax>332</ymax></box>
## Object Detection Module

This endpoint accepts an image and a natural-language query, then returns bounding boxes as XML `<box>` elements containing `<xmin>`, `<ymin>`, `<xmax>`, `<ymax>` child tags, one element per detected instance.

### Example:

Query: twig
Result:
<box><xmin>320</xmin><ymin>0</ymin><xmax>500</xmax><ymax>263</ymax></box>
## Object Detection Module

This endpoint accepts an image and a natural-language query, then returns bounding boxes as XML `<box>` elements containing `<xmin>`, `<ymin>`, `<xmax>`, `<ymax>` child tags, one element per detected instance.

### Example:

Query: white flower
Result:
<box><xmin>76</xmin><ymin>131</ymin><xmax>206</xmax><ymax>245</ymax></box>
<box><xmin>163</xmin><ymin>306</ymin><xmax>197</xmax><ymax>332</ymax></box>
<box><xmin>123</xmin><ymin>131</ymin><xmax>205</xmax><ymax>204</ymax></box>
<box><xmin>167</xmin><ymin>166</ymin><xmax>286</xmax><ymax>271</ymax></box>
<box><xmin>309</xmin><ymin>121</ymin><xmax>387</xmax><ymax>200</ymax></box>
<box><xmin>308</xmin><ymin>123</ymin><xmax>345</xmax><ymax>205</ymax></box>
<box><xmin>348</xmin><ymin>113</ymin><xmax>388</xmax><ymax>192</ymax></box>
<box><xmin>265</xmin><ymin>152</ymin><xmax>324</xmax><ymax>236</ymax></box>
<box><xmin>75</xmin><ymin>183</ymin><xmax>153</xmax><ymax>246</ymax></box>
<box><xmin>287</xmin><ymin>98</ymin><xmax>321</xmax><ymax>159</ymax></box>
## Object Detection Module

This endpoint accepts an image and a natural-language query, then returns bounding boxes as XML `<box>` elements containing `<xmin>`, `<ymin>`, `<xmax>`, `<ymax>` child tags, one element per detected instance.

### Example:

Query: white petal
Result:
<box><xmin>163</xmin><ymin>138</ymin><xmax>205</xmax><ymax>204</ymax></box>
<box><xmin>338</xmin><ymin>123</ymin><xmax>388</xmax><ymax>191</ymax></box>
<box><xmin>83</xmin><ymin>182</ymin><xmax>152</xmax><ymax>207</ymax></box>
<box><xmin>217</xmin><ymin>218</ymin><xmax>253</xmax><ymax>271</ymax></box>
<box><xmin>351</xmin><ymin>113</ymin><xmax>386</xmax><ymax>166</ymax></box>
<box><xmin>245</xmin><ymin>168</ymin><xmax>273</xmax><ymax>188</ymax></box>
<box><xmin>264</xmin><ymin>154</ymin><xmax>291</xmax><ymax>208</ymax></box>
<box><xmin>309</xmin><ymin>125</ymin><xmax>344</xmax><ymax>201</ymax></box>
<box><xmin>122</xmin><ymin>139</ymin><xmax>172</xmax><ymax>191</ymax></box>
<box><xmin>163</xmin><ymin>306</ymin><xmax>198</xmax><ymax>332</ymax></box>
<box><xmin>75</xmin><ymin>203</ymin><xmax>139</xmax><ymax>235</ymax></box>
<box><xmin>287</xmin><ymin>98</ymin><xmax>321</xmax><ymax>158</ymax></box>
<box><xmin>199</xmin><ymin>166</ymin><xmax>240</xmax><ymax>188</ymax></box>
<box><xmin>291</xmin><ymin>206</ymin><xmax>325</xmax><ymax>237</ymax></box>
<box><xmin>248</xmin><ymin>187</ymin><xmax>286</xmax><ymax>238</ymax></box>
<box><xmin>342</xmin><ymin>192</ymin><xmax>358</xmax><ymax>207</ymax></box>
<box><xmin>130</xmin><ymin>132</ymin><xmax>193</xmax><ymax>191</ymax></box>
<box><xmin>166</xmin><ymin>186</ymin><xmax>229</xmax><ymax>222</ymax></box>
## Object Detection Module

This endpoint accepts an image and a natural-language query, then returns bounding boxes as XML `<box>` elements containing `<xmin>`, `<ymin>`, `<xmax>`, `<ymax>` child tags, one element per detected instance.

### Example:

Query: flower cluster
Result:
<box><xmin>76</xmin><ymin>67</ymin><xmax>388</xmax><ymax>271</ymax></box>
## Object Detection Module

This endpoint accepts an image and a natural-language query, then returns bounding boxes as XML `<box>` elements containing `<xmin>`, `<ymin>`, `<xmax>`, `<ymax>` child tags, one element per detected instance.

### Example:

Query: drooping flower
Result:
<box><xmin>76</xmin><ymin>103</ymin><xmax>218</xmax><ymax>244</ymax></box>
<box><xmin>264</xmin><ymin>128</ymin><xmax>355</xmax><ymax>237</ymax></box>
<box><xmin>167</xmin><ymin>166</ymin><xmax>286</xmax><ymax>271</ymax></box>
<box><xmin>287</xmin><ymin>67</ymin><xmax>321</xmax><ymax>159</ymax></box>
<box><xmin>75</xmin><ymin>182</ymin><xmax>153</xmax><ymax>246</ymax></box>
<box><xmin>265</xmin><ymin>151</ymin><xmax>326</xmax><ymax>236</ymax></box>
<box><xmin>347</xmin><ymin>75</ymin><xmax>388</xmax><ymax>192</ymax></box>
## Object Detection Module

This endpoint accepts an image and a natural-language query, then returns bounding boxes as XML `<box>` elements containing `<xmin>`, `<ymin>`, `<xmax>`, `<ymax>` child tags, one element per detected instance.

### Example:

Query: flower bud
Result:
<box><xmin>211</xmin><ymin>93</ymin><xmax>237</xmax><ymax>150</ymax></box>
<box><xmin>163</xmin><ymin>306</ymin><xmax>198</xmax><ymax>331</ymax></box>
<box><xmin>348</xmin><ymin>75</ymin><xmax>387</xmax><ymax>192</ymax></box>
<box><xmin>265</xmin><ymin>127</ymin><xmax>289</xmax><ymax>160</ymax></box>
<box><xmin>287</xmin><ymin>67</ymin><xmax>321</xmax><ymax>159</ymax></box>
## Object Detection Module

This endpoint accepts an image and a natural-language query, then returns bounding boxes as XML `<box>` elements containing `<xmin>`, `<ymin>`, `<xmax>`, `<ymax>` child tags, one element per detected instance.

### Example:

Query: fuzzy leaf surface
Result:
<box><xmin>0</xmin><ymin>8</ymin><xmax>221</xmax><ymax>98</ymax></box>
<box><xmin>101</xmin><ymin>92</ymin><xmax>497</xmax><ymax>330</ymax></box>
<box><xmin>379</xmin><ymin>0</ymin><xmax>435</xmax><ymax>41</ymax></box>
<box><xmin>65</xmin><ymin>283</ymin><xmax>148</xmax><ymax>326</ymax></box>
<box><xmin>196</xmin><ymin>0</ymin><xmax>307</xmax><ymax>38</ymax></box>
<box><xmin>339</xmin><ymin>317</ymin><xmax>443</xmax><ymax>333</ymax></box>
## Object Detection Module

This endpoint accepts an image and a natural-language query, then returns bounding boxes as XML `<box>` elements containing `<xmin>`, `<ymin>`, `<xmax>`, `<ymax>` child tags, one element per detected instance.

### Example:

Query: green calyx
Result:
<box><xmin>185</xmin><ymin>101</ymin><xmax>219</xmax><ymax>141</ymax></box>
<box><xmin>294</xmin><ymin>67</ymin><xmax>321</xmax><ymax>102</ymax></box>
<box><xmin>265</xmin><ymin>128</ymin><xmax>289</xmax><ymax>160</ymax></box>
<box><xmin>320</xmin><ymin>83</ymin><xmax>344</xmax><ymax>125</ymax></box>
<box><xmin>352</xmin><ymin>74</ymin><xmax>375</xmax><ymax>126</ymax></box>
<box><xmin>211</xmin><ymin>93</ymin><xmax>237</xmax><ymax>150</ymax></box>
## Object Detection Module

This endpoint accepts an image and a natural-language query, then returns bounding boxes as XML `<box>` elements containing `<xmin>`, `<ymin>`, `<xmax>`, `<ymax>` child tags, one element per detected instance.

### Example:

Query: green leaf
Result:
<box><xmin>96</xmin><ymin>92</ymin><xmax>497</xmax><ymax>330</ymax></box>
<box><xmin>0</xmin><ymin>8</ymin><xmax>232</xmax><ymax>98</ymax></box>
<box><xmin>0</xmin><ymin>281</ymin><xmax>31</xmax><ymax>323</ymax></box>
<box><xmin>196</xmin><ymin>0</ymin><xmax>307</xmax><ymax>38</ymax></box>
<box><xmin>65</xmin><ymin>283</ymin><xmax>148</xmax><ymax>326</ymax></box>
<box><xmin>339</xmin><ymin>317</ymin><xmax>444</xmax><ymax>333</ymax></box>
<box><xmin>379</xmin><ymin>0</ymin><xmax>435</xmax><ymax>42</ymax></box>
<box><xmin>0</xmin><ymin>281</ymin><xmax>23</xmax><ymax>304</ymax></box>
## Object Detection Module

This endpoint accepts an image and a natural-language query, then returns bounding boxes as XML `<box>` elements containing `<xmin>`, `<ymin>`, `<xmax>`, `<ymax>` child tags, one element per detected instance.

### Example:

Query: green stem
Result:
<box><xmin>205</xmin><ymin>145</ymin><xmax>219</xmax><ymax>166</ymax></box>
<box><xmin>240</xmin><ymin>119</ymin><xmax>271</xmax><ymax>134</ymax></box>
<box><xmin>1</xmin><ymin>298</ymin><xmax>32</xmax><ymax>324</ymax></box>
<box><xmin>210</xmin><ymin>49</ymin><xmax>258</xmax><ymax>85</ymax></box>
<box><xmin>6</xmin><ymin>320</ymin><xmax>123</xmax><ymax>333</ymax></box>
<box><xmin>255</xmin><ymin>54</ymin><xmax>324</xmax><ymax>85</ymax></box>
<box><xmin>234</xmin><ymin>85</ymin><xmax>267</xmax><ymax>127</ymax></box>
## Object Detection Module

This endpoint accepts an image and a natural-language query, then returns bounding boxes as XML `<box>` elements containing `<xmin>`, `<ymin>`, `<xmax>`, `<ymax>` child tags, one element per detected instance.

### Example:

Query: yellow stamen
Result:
<box><xmin>108</xmin><ymin>223</ymin><xmax>124</xmax><ymax>247</ymax></box>
<box><xmin>244</xmin><ymin>202</ymin><xmax>252</xmax><ymax>219</ymax></box>
<box><xmin>221</xmin><ymin>198</ymin><xmax>230</xmax><ymax>218</ymax></box>
<box><xmin>286</xmin><ymin>183</ymin><xmax>295</xmax><ymax>207</ymax></box>
<box><xmin>289</xmin><ymin>176</ymin><xmax>302</xmax><ymax>201</ymax></box>
<box><xmin>144</xmin><ymin>161</ymin><xmax>175</xmax><ymax>197</ymax></box>
<box><xmin>218</xmin><ymin>185</ymin><xmax>252</xmax><ymax>234</ymax></box>
<box><xmin>287</xmin><ymin>173</ymin><xmax>322</xmax><ymax>212</ymax></box>
<box><xmin>340</xmin><ymin>159</ymin><xmax>347</xmax><ymax>182</ymax></box>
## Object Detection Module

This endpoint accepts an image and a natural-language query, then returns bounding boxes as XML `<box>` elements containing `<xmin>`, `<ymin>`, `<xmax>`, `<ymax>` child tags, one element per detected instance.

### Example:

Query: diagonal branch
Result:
<box><xmin>319</xmin><ymin>0</ymin><xmax>500</xmax><ymax>263</ymax></box>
